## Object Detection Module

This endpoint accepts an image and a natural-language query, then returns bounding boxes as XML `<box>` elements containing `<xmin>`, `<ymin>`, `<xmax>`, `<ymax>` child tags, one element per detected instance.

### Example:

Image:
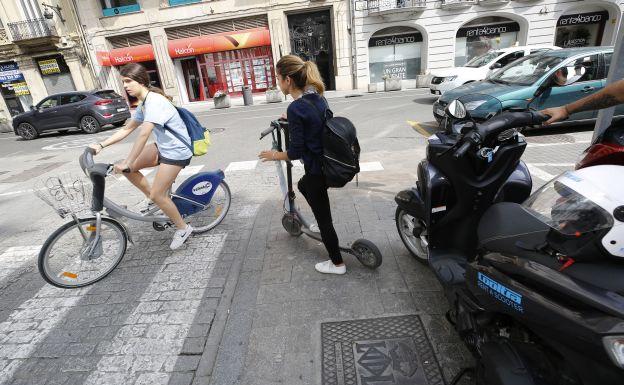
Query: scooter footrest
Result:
<box><xmin>429</xmin><ymin>252</ymin><xmax>467</xmax><ymax>285</ymax></box>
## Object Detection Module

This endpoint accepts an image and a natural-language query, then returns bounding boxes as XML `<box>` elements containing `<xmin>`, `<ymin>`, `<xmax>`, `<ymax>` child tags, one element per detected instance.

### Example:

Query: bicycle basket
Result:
<box><xmin>34</xmin><ymin>173</ymin><xmax>93</xmax><ymax>218</ymax></box>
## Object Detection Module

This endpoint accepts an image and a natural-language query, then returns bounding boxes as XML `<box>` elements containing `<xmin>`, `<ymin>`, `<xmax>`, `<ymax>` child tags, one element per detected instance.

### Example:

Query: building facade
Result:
<box><xmin>0</xmin><ymin>0</ymin><xmax>96</xmax><ymax>123</ymax></box>
<box><xmin>77</xmin><ymin>0</ymin><xmax>354</xmax><ymax>105</ymax></box>
<box><xmin>354</xmin><ymin>0</ymin><xmax>624</xmax><ymax>90</ymax></box>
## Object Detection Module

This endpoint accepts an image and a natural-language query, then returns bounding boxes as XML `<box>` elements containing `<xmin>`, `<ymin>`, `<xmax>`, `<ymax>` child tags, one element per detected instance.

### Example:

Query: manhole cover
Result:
<box><xmin>210</xmin><ymin>127</ymin><xmax>225</xmax><ymax>134</ymax></box>
<box><xmin>321</xmin><ymin>315</ymin><xmax>444</xmax><ymax>385</ymax></box>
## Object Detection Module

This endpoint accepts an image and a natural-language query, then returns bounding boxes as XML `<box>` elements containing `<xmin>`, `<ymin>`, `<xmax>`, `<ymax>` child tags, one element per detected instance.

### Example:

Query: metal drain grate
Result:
<box><xmin>321</xmin><ymin>315</ymin><xmax>444</xmax><ymax>385</ymax></box>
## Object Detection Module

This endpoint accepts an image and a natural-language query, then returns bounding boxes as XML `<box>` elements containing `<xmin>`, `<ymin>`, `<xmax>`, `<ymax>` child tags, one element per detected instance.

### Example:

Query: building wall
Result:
<box><xmin>0</xmin><ymin>0</ymin><xmax>96</xmax><ymax>124</ymax></box>
<box><xmin>78</xmin><ymin>0</ymin><xmax>355</xmax><ymax>104</ymax></box>
<box><xmin>354</xmin><ymin>0</ymin><xmax>624</xmax><ymax>90</ymax></box>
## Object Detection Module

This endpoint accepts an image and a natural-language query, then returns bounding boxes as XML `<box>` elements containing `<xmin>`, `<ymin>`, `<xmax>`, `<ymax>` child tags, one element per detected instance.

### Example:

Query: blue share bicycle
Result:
<box><xmin>35</xmin><ymin>147</ymin><xmax>231</xmax><ymax>289</ymax></box>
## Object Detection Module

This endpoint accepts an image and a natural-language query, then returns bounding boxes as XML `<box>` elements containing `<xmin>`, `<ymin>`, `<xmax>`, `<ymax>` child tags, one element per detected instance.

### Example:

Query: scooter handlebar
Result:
<box><xmin>476</xmin><ymin>111</ymin><xmax>550</xmax><ymax>141</ymax></box>
<box><xmin>260</xmin><ymin>125</ymin><xmax>276</xmax><ymax>140</ymax></box>
<box><xmin>453</xmin><ymin>140</ymin><xmax>472</xmax><ymax>159</ymax></box>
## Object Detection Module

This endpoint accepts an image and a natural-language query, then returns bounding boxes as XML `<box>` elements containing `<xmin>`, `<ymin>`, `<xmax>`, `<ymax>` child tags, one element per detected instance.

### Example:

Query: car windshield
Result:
<box><xmin>465</xmin><ymin>51</ymin><xmax>503</xmax><ymax>68</ymax></box>
<box><xmin>489</xmin><ymin>54</ymin><xmax>564</xmax><ymax>86</ymax></box>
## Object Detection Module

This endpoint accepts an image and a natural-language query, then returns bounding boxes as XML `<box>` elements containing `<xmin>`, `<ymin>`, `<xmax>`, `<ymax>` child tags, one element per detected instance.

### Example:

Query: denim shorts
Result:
<box><xmin>157</xmin><ymin>152</ymin><xmax>191</xmax><ymax>167</ymax></box>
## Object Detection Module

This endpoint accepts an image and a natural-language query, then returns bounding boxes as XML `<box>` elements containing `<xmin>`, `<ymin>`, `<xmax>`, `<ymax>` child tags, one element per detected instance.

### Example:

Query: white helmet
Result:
<box><xmin>523</xmin><ymin>165</ymin><xmax>624</xmax><ymax>259</ymax></box>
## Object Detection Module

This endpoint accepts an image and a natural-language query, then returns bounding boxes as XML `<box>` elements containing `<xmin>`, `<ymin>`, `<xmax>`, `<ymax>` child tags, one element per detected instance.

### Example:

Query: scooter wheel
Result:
<box><xmin>282</xmin><ymin>213</ymin><xmax>302</xmax><ymax>236</ymax></box>
<box><xmin>352</xmin><ymin>239</ymin><xmax>382</xmax><ymax>269</ymax></box>
<box><xmin>153</xmin><ymin>222</ymin><xmax>167</xmax><ymax>232</ymax></box>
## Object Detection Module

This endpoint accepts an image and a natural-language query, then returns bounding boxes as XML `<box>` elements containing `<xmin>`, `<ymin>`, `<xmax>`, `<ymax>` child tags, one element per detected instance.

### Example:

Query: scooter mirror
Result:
<box><xmin>446</xmin><ymin>100</ymin><xmax>468</xmax><ymax>120</ymax></box>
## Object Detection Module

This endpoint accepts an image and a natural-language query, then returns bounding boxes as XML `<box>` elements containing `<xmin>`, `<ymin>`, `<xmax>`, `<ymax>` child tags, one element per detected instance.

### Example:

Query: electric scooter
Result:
<box><xmin>260</xmin><ymin>119</ymin><xmax>382</xmax><ymax>269</ymax></box>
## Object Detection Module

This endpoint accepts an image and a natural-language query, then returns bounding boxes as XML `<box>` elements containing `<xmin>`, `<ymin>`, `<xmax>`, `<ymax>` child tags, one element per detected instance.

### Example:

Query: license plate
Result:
<box><xmin>117</xmin><ymin>108</ymin><xmax>127</xmax><ymax>112</ymax></box>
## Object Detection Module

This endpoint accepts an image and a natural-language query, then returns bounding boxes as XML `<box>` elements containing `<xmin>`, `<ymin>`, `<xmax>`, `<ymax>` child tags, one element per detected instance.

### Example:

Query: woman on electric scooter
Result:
<box><xmin>88</xmin><ymin>63</ymin><xmax>194</xmax><ymax>250</ymax></box>
<box><xmin>258</xmin><ymin>55</ymin><xmax>346</xmax><ymax>275</ymax></box>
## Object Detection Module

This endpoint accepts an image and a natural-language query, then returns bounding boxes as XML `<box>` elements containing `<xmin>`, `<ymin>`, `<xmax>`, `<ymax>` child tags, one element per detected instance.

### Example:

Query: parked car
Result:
<box><xmin>429</xmin><ymin>45</ymin><xmax>560</xmax><ymax>96</ymax></box>
<box><xmin>12</xmin><ymin>90</ymin><xmax>130</xmax><ymax>140</ymax></box>
<box><xmin>433</xmin><ymin>47</ymin><xmax>622</xmax><ymax>126</ymax></box>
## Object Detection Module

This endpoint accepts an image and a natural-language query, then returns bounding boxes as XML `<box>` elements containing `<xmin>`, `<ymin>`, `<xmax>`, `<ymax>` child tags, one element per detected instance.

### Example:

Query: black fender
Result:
<box><xmin>394</xmin><ymin>187</ymin><xmax>425</xmax><ymax>219</ymax></box>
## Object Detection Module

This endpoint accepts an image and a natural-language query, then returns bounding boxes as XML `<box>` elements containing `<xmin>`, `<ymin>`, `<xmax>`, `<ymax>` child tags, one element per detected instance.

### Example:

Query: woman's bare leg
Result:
<box><xmin>124</xmin><ymin>143</ymin><xmax>158</xmax><ymax>197</ymax></box>
<box><xmin>150</xmin><ymin>163</ymin><xmax>186</xmax><ymax>229</ymax></box>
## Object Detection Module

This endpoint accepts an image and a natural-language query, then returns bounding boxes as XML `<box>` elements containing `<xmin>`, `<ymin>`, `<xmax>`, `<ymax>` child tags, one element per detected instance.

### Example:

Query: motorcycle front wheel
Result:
<box><xmin>395</xmin><ymin>207</ymin><xmax>429</xmax><ymax>264</ymax></box>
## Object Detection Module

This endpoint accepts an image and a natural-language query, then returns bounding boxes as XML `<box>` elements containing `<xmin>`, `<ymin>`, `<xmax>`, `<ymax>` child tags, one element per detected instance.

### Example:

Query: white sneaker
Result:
<box><xmin>170</xmin><ymin>225</ymin><xmax>193</xmax><ymax>250</ymax></box>
<box><xmin>315</xmin><ymin>260</ymin><xmax>346</xmax><ymax>275</ymax></box>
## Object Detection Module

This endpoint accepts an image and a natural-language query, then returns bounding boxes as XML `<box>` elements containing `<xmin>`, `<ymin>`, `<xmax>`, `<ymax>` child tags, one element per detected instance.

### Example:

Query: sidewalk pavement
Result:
<box><xmin>201</xmin><ymin>162</ymin><xmax>473</xmax><ymax>385</ymax></box>
<box><xmin>180</xmin><ymin>88</ymin><xmax>427</xmax><ymax>114</ymax></box>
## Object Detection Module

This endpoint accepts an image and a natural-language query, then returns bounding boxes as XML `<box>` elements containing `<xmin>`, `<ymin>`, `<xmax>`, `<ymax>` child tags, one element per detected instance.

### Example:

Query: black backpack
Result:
<box><xmin>302</xmin><ymin>98</ymin><xmax>360</xmax><ymax>188</ymax></box>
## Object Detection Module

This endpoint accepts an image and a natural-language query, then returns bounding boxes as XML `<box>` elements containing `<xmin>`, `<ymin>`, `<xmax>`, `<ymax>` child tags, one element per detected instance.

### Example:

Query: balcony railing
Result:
<box><xmin>441</xmin><ymin>0</ymin><xmax>477</xmax><ymax>8</ymax></box>
<box><xmin>367</xmin><ymin>0</ymin><xmax>427</xmax><ymax>15</ymax></box>
<box><xmin>7</xmin><ymin>18</ymin><xmax>57</xmax><ymax>42</ymax></box>
<box><xmin>0</xmin><ymin>28</ymin><xmax>9</xmax><ymax>45</ymax></box>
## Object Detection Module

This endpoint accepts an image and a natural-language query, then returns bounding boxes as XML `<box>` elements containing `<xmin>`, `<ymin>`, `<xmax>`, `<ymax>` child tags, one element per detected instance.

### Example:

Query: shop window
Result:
<box><xmin>604</xmin><ymin>52</ymin><xmax>613</xmax><ymax>78</ymax></box>
<box><xmin>555</xmin><ymin>11</ymin><xmax>608</xmax><ymax>48</ymax></box>
<box><xmin>368</xmin><ymin>26</ymin><xmax>423</xmax><ymax>83</ymax></box>
<box><xmin>169</xmin><ymin>0</ymin><xmax>201</xmax><ymax>6</ymax></box>
<box><xmin>455</xmin><ymin>17</ymin><xmax>520</xmax><ymax>66</ymax></box>
<box><xmin>101</xmin><ymin>0</ymin><xmax>140</xmax><ymax>17</ymax></box>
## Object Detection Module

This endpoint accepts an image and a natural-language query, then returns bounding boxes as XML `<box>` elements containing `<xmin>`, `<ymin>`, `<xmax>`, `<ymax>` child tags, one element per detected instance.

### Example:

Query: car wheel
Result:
<box><xmin>80</xmin><ymin>115</ymin><xmax>101</xmax><ymax>134</ymax></box>
<box><xmin>16</xmin><ymin>122</ymin><xmax>39</xmax><ymax>140</ymax></box>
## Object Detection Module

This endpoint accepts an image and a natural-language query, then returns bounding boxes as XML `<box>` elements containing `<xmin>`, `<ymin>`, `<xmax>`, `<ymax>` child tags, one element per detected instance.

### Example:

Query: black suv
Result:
<box><xmin>12</xmin><ymin>90</ymin><xmax>130</xmax><ymax>140</ymax></box>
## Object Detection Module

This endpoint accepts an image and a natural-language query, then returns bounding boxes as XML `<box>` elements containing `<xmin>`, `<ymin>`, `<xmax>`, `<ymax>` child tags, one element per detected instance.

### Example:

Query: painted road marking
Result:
<box><xmin>407</xmin><ymin>120</ymin><xmax>433</xmax><ymax>137</ymax></box>
<box><xmin>527</xmin><ymin>140</ymin><xmax>590</xmax><ymax>148</ymax></box>
<box><xmin>359</xmin><ymin>162</ymin><xmax>384</xmax><ymax>172</ymax></box>
<box><xmin>526</xmin><ymin>164</ymin><xmax>556</xmax><ymax>181</ymax></box>
<box><xmin>225</xmin><ymin>160</ymin><xmax>258</xmax><ymax>172</ymax></box>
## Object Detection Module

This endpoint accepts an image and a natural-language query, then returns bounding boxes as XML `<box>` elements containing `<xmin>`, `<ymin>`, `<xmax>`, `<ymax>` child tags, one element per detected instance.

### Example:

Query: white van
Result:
<box><xmin>429</xmin><ymin>45</ymin><xmax>560</xmax><ymax>95</ymax></box>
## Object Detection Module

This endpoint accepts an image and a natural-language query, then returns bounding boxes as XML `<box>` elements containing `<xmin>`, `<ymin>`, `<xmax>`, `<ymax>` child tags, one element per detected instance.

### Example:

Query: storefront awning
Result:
<box><xmin>168</xmin><ymin>27</ymin><xmax>271</xmax><ymax>59</ymax></box>
<box><xmin>96</xmin><ymin>44</ymin><xmax>156</xmax><ymax>67</ymax></box>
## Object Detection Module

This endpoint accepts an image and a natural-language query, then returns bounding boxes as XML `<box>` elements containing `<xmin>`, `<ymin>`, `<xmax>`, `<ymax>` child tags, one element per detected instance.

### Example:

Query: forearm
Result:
<box><xmin>100</xmin><ymin>127</ymin><xmax>133</xmax><ymax>147</ymax></box>
<box><xmin>566</xmin><ymin>79</ymin><xmax>624</xmax><ymax>115</ymax></box>
<box><xmin>274</xmin><ymin>151</ymin><xmax>290</xmax><ymax>161</ymax></box>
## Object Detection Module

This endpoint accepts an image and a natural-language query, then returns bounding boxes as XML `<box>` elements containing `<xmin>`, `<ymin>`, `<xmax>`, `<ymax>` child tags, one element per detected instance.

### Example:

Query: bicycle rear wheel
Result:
<box><xmin>38</xmin><ymin>217</ymin><xmax>127</xmax><ymax>288</ymax></box>
<box><xmin>186</xmin><ymin>181</ymin><xmax>231</xmax><ymax>233</ymax></box>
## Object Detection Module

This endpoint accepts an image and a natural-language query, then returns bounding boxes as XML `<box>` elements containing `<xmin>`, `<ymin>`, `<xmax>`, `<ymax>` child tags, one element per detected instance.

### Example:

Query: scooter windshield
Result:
<box><xmin>523</xmin><ymin>172</ymin><xmax>615</xmax><ymax>236</ymax></box>
<box><xmin>456</xmin><ymin>94</ymin><xmax>503</xmax><ymax>121</ymax></box>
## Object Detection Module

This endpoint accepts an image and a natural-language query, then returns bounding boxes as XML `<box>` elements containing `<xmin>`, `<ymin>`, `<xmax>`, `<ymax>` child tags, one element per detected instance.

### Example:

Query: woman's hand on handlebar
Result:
<box><xmin>540</xmin><ymin>106</ymin><xmax>567</xmax><ymax>125</ymax></box>
<box><xmin>259</xmin><ymin>150</ymin><xmax>281</xmax><ymax>162</ymax></box>
<box><xmin>88</xmin><ymin>143</ymin><xmax>103</xmax><ymax>155</ymax></box>
<box><xmin>113</xmin><ymin>162</ymin><xmax>131</xmax><ymax>174</ymax></box>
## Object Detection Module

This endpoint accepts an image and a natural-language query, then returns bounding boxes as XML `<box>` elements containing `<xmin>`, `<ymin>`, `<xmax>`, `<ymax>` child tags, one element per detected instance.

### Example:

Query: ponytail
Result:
<box><xmin>276</xmin><ymin>55</ymin><xmax>326</xmax><ymax>95</ymax></box>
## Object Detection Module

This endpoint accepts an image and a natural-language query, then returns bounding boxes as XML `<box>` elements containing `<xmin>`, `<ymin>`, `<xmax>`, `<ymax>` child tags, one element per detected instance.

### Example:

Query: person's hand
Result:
<box><xmin>89</xmin><ymin>143</ymin><xmax>103</xmax><ymax>155</ymax></box>
<box><xmin>259</xmin><ymin>150</ymin><xmax>278</xmax><ymax>162</ymax></box>
<box><xmin>114</xmin><ymin>162</ymin><xmax>130</xmax><ymax>174</ymax></box>
<box><xmin>540</xmin><ymin>106</ymin><xmax>569</xmax><ymax>125</ymax></box>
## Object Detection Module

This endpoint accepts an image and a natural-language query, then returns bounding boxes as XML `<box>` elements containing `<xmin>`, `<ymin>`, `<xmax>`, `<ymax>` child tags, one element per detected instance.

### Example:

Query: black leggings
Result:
<box><xmin>297</xmin><ymin>174</ymin><xmax>343</xmax><ymax>265</ymax></box>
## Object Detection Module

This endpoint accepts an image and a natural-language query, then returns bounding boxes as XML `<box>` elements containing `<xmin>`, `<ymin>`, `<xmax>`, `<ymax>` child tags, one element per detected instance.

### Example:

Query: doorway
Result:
<box><xmin>287</xmin><ymin>10</ymin><xmax>335</xmax><ymax>90</ymax></box>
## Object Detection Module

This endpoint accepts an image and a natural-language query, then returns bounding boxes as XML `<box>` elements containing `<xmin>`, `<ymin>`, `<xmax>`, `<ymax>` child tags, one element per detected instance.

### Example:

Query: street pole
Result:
<box><xmin>349</xmin><ymin>0</ymin><xmax>358</xmax><ymax>91</ymax></box>
<box><xmin>592</xmin><ymin>19</ymin><xmax>623</xmax><ymax>142</ymax></box>
<box><xmin>68</xmin><ymin>0</ymin><xmax>101</xmax><ymax>89</ymax></box>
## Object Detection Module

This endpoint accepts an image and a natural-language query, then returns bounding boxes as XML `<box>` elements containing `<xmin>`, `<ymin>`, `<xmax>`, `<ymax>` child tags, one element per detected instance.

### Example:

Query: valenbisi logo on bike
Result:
<box><xmin>477</xmin><ymin>272</ymin><xmax>524</xmax><ymax>313</ymax></box>
<box><xmin>192</xmin><ymin>181</ymin><xmax>213</xmax><ymax>195</ymax></box>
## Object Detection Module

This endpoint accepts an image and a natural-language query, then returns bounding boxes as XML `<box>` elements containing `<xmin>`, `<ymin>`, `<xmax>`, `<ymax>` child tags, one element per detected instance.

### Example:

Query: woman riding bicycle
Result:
<box><xmin>259</xmin><ymin>55</ymin><xmax>346</xmax><ymax>275</ymax></box>
<box><xmin>89</xmin><ymin>63</ymin><xmax>193</xmax><ymax>250</ymax></box>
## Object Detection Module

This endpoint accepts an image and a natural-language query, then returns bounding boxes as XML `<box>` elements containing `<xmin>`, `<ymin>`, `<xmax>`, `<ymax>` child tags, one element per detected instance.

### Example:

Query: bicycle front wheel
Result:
<box><xmin>187</xmin><ymin>181</ymin><xmax>231</xmax><ymax>233</ymax></box>
<box><xmin>38</xmin><ymin>217</ymin><xmax>127</xmax><ymax>289</ymax></box>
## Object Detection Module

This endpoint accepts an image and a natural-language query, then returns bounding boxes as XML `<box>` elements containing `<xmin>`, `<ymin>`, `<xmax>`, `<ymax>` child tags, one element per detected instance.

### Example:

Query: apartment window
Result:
<box><xmin>101</xmin><ymin>0</ymin><xmax>141</xmax><ymax>17</ymax></box>
<box><xmin>169</xmin><ymin>0</ymin><xmax>201</xmax><ymax>6</ymax></box>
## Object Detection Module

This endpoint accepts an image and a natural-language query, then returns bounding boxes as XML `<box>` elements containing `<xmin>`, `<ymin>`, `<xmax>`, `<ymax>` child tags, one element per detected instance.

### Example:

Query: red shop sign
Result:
<box><xmin>96</xmin><ymin>44</ymin><xmax>155</xmax><ymax>67</ymax></box>
<box><xmin>168</xmin><ymin>28</ymin><xmax>271</xmax><ymax>59</ymax></box>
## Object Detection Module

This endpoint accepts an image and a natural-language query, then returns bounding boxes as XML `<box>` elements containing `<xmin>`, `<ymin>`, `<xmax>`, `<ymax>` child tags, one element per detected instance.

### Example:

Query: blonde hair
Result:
<box><xmin>276</xmin><ymin>55</ymin><xmax>325</xmax><ymax>95</ymax></box>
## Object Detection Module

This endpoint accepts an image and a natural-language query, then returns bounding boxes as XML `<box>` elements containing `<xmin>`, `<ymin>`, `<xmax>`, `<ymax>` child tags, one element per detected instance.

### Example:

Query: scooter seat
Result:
<box><xmin>480</xmin><ymin>203</ymin><xmax>624</xmax><ymax>294</ymax></box>
<box><xmin>478</xmin><ymin>202</ymin><xmax>550</xmax><ymax>254</ymax></box>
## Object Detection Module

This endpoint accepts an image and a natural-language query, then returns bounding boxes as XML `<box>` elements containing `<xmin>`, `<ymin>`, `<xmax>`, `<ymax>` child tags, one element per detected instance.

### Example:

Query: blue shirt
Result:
<box><xmin>132</xmin><ymin>92</ymin><xmax>193</xmax><ymax>160</ymax></box>
<box><xmin>286</xmin><ymin>92</ymin><xmax>328</xmax><ymax>175</ymax></box>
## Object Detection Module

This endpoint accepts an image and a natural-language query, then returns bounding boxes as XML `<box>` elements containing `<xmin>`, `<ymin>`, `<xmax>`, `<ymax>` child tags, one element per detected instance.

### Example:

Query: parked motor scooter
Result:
<box><xmin>395</xmin><ymin>94</ymin><xmax>543</xmax><ymax>263</ymax></box>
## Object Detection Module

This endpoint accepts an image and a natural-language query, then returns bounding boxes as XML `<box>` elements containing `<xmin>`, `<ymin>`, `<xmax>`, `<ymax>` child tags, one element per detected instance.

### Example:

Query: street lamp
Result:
<box><xmin>42</xmin><ymin>2</ymin><xmax>66</xmax><ymax>23</ymax></box>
